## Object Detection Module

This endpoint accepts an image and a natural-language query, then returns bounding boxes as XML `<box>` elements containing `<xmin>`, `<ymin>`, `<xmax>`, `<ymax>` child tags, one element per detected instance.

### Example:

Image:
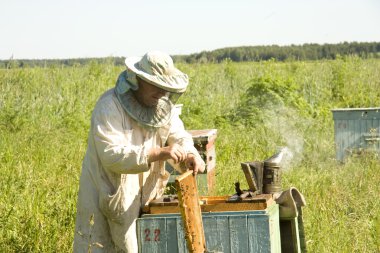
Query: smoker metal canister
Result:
<box><xmin>263</xmin><ymin>149</ymin><xmax>284</xmax><ymax>194</ymax></box>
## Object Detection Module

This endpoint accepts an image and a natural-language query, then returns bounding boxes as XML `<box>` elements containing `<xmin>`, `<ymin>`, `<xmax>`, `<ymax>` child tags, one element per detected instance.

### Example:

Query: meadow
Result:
<box><xmin>1</xmin><ymin>56</ymin><xmax>380</xmax><ymax>252</ymax></box>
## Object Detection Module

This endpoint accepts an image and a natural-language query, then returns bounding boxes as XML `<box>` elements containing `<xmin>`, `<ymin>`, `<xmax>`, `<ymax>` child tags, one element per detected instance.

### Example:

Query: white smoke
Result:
<box><xmin>262</xmin><ymin>105</ymin><xmax>307</xmax><ymax>170</ymax></box>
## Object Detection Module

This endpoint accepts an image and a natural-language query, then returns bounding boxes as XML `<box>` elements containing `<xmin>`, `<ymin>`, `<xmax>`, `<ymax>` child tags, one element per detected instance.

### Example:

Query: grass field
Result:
<box><xmin>1</xmin><ymin>57</ymin><xmax>380</xmax><ymax>252</ymax></box>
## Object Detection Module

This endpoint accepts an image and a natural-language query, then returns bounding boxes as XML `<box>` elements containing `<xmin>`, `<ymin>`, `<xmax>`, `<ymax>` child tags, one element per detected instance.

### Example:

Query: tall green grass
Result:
<box><xmin>1</xmin><ymin>57</ymin><xmax>380</xmax><ymax>252</ymax></box>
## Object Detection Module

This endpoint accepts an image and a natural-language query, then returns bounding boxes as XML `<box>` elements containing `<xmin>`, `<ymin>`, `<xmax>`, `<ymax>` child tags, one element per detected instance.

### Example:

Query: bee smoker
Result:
<box><xmin>263</xmin><ymin>148</ymin><xmax>285</xmax><ymax>194</ymax></box>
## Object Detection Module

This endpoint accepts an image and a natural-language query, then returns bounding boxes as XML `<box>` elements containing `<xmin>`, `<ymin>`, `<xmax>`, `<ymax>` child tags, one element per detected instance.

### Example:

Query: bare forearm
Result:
<box><xmin>147</xmin><ymin>147</ymin><xmax>162</xmax><ymax>163</ymax></box>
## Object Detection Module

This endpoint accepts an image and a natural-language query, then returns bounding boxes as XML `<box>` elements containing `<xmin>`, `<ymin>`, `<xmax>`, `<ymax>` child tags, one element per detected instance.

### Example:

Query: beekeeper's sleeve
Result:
<box><xmin>91</xmin><ymin>100</ymin><xmax>150</xmax><ymax>174</ymax></box>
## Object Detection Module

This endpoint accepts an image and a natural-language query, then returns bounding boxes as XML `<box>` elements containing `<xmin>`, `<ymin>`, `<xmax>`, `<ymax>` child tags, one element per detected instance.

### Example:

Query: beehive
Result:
<box><xmin>137</xmin><ymin>195</ymin><xmax>281</xmax><ymax>253</ymax></box>
<box><xmin>331</xmin><ymin>107</ymin><xmax>380</xmax><ymax>161</ymax></box>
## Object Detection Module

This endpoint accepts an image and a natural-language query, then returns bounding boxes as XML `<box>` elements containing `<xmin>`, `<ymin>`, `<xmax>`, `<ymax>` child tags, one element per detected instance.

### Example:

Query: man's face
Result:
<box><xmin>133</xmin><ymin>77</ymin><xmax>168</xmax><ymax>107</ymax></box>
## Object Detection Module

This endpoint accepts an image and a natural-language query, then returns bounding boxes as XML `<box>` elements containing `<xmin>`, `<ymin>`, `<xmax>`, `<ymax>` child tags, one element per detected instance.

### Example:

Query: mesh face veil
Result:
<box><xmin>136</xmin><ymin>75</ymin><xmax>185</xmax><ymax>105</ymax></box>
<box><xmin>167</xmin><ymin>91</ymin><xmax>183</xmax><ymax>104</ymax></box>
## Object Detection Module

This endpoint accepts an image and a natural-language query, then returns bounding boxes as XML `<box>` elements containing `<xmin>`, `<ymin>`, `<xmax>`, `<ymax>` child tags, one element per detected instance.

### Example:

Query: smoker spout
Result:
<box><xmin>264</xmin><ymin>147</ymin><xmax>286</xmax><ymax>167</ymax></box>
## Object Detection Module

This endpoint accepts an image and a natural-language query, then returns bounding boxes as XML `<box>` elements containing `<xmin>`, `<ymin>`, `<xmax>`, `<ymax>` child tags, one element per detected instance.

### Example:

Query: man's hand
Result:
<box><xmin>148</xmin><ymin>145</ymin><xmax>205</xmax><ymax>175</ymax></box>
<box><xmin>148</xmin><ymin>144</ymin><xmax>187</xmax><ymax>164</ymax></box>
<box><xmin>185</xmin><ymin>153</ymin><xmax>206</xmax><ymax>175</ymax></box>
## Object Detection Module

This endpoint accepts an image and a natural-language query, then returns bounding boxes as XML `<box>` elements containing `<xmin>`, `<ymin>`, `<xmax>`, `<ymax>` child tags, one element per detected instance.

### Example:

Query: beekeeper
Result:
<box><xmin>74</xmin><ymin>51</ymin><xmax>205</xmax><ymax>252</ymax></box>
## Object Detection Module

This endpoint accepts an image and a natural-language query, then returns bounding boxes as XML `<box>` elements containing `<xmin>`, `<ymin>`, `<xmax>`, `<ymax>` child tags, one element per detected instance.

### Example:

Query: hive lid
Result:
<box><xmin>143</xmin><ymin>194</ymin><xmax>274</xmax><ymax>214</ymax></box>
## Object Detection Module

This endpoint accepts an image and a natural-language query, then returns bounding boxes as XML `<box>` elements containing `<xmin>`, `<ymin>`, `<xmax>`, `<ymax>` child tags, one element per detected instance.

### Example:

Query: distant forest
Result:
<box><xmin>1</xmin><ymin>41</ymin><xmax>380</xmax><ymax>68</ymax></box>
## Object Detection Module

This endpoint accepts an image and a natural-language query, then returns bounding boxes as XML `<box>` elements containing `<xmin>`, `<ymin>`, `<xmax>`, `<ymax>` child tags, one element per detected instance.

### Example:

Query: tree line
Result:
<box><xmin>173</xmin><ymin>41</ymin><xmax>380</xmax><ymax>63</ymax></box>
<box><xmin>1</xmin><ymin>41</ymin><xmax>379</xmax><ymax>68</ymax></box>
<box><xmin>0</xmin><ymin>57</ymin><xmax>125</xmax><ymax>69</ymax></box>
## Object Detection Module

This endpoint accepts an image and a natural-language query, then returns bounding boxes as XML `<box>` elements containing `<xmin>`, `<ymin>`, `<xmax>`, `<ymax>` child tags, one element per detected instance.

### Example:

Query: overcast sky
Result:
<box><xmin>1</xmin><ymin>0</ymin><xmax>379</xmax><ymax>59</ymax></box>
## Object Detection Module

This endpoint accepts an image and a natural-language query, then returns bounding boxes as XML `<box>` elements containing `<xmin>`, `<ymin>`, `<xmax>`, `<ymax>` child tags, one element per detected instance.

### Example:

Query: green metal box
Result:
<box><xmin>331</xmin><ymin>108</ymin><xmax>380</xmax><ymax>161</ymax></box>
<box><xmin>137</xmin><ymin>203</ymin><xmax>281</xmax><ymax>253</ymax></box>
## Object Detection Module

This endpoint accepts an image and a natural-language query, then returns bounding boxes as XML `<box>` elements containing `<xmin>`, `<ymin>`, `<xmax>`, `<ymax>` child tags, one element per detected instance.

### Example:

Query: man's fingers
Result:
<box><xmin>185</xmin><ymin>160</ymin><xmax>198</xmax><ymax>175</ymax></box>
<box><xmin>178</xmin><ymin>150</ymin><xmax>187</xmax><ymax>162</ymax></box>
<box><xmin>192</xmin><ymin>164</ymin><xmax>198</xmax><ymax>175</ymax></box>
<box><xmin>177</xmin><ymin>146</ymin><xmax>186</xmax><ymax>161</ymax></box>
<box><xmin>169</xmin><ymin>149</ymin><xmax>186</xmax><ymax>163</ymax></box>
<box><xmin>172</xmin><ymin>147</ymin><xmax>186</xmax><ymax>163</ymax></box>
<box><xmin>171</xmin><ymin>156</ymin><xmax>179</xmax><ymax>164</ymax></box>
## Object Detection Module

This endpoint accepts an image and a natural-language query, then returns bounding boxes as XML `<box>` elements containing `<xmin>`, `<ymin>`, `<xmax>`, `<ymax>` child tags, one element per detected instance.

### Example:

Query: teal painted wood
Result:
<box><xmin>137</xmin><ymin>204</ymin><xmax>281</xmax><ymax>253</ymax></box>
<box><xmin>175</xmin><ymin>217</ymin><xmax>187</xmax><ymax>252</ymax></box>
<box><xmin>166</xmin><ymin>218</ymin><xmax>178</xmax><ymax>252</ymax></box>
<box><xmin>229</xmin><ymin>215</ymin><xmax>248</xmax><ymax>252</ymax></box>
<box><xmin>331</xmin><ymin>108</ymin><xmax>380</xmax><ymax>161</ymax></box>
<box><xmin>203</xmin><ymin>216</ymin><xmax>231</xmax><ymax>252</ymax></box>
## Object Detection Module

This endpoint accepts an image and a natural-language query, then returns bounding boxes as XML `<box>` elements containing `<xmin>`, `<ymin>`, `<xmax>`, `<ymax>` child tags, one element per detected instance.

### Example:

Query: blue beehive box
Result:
<box><xmin>137</xmin><ymin>203</ymin><xmax>281</xmax><ymax>253</ymax></box>
<box><xmin>332</xmin><ymin>108</ymin><xmax>380</xmax><ymax>161</ymax></box>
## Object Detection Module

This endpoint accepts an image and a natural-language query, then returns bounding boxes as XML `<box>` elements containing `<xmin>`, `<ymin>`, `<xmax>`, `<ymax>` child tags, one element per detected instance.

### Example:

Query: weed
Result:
<box><xmin>1</xmin><ymin>59</ymin><xmax>380</xmax><ymax>252</ymax></box>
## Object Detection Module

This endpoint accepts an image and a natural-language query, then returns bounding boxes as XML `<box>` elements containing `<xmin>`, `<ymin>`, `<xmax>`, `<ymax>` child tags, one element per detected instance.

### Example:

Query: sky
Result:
<box><xmin>0</xmin><ymin>0</ymin><xmax>379</xmax><ymax>60</ymax></box>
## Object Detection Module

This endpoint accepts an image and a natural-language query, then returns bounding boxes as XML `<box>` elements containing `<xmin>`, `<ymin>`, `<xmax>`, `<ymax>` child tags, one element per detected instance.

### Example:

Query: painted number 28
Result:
<box><xmin>144</xmin><ymin>228</ymin><xmax>160</xmax><ymax>241</ymax></box>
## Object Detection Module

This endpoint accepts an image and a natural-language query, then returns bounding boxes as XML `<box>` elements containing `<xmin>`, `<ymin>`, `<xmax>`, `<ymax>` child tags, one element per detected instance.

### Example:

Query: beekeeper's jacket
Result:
<box><xmin>73</xmin><ymin>89</ymin><xmax>201</xmax><ymax>252</ymax></box>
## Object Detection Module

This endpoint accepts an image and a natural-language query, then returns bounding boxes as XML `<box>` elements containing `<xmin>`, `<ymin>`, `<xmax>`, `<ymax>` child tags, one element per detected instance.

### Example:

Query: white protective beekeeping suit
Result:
<box><xmin>74</xmin><ymin>52</ymin><xmax>204</xmax><ymax>253</ymax></box>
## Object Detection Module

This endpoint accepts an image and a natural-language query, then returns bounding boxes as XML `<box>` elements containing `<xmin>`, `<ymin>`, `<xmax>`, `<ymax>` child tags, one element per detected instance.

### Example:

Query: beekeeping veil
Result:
<box><xmin>115</xmin><ymin>51</ymin><xmax>189</xmax><ymax>128</ymax></box>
